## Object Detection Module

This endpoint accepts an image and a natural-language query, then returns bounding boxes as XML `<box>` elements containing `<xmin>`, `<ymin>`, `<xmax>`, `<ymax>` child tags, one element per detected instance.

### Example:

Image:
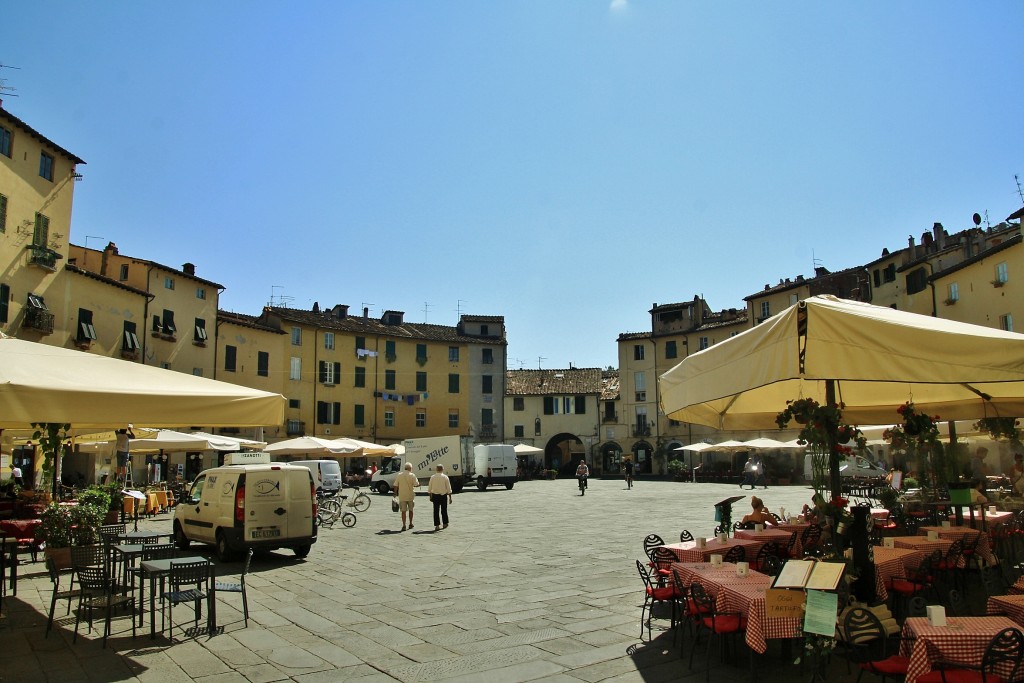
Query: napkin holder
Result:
<box><xmin>989</xmin><ymin>505</ymin><xmax>998</xmax><ymax>514</ymax></box>
<box><xmin>754</xmin><ymin>523</ymin><xmax>764</xmax><ymax>532</ymax></box>
<box><xmin>696</xmin><ymin>537</ymin><xmax>707</xmax><ymax>548</ymax></box>
<box><xmin>927</xmin><ymin>605</ymin><xmax>947</xmax><ymax>627</ymax></box>
<box><xmin>883</xmin><ymin>537</ymin><xmax>895</xmax><ymax>548</ymax></box>
<box><xmin>941</xmin><ymin>521</ymin><xmax>951</xmax><ymax>529</ymax></box>
<box><xmin>927</xmin><ymin>530</ymin><xmax>939</xmax><ymax>541</ymax></box>
<box><xmin>736</xmin><ymin>561</ymin><xmax>749</xmax><ymax>577</ymax></box>
<box><xmin>710</xmin><ymin>554</ymin><xmax>723</xmax><ymax>566</ymax></box>
<box><xmin>717</xmin><ymin>533</ymin><xmax>728</xmax><ymax>544</ymax></box>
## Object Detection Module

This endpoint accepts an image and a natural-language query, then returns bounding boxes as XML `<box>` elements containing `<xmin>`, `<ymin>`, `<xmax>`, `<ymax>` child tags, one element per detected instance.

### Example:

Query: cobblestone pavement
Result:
<box><xmin>0</xmin><ymin>479</ymin><xmax>864</xmax><ymax>682</ymax></box>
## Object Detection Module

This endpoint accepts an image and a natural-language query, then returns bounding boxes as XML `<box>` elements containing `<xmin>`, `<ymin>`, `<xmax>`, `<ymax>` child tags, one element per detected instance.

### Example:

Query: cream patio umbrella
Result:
<box><xmin>262</xmin><ymin>436</ymin><xmax>357</xmax><ymax>458</ymax></box>
<box><xmin>189</xmin><ymin>431</ymin><xmax>268</xmax><ymax>451</ymax></box>
<box><xmin>660</xmin><ymin>295</ymin><xmax>1024</xmax><ymax>497</ymax></box>
<box><xmin>0</xmin><ymin>337</ymin><xmax>285</xmax><ymax>429</ymax></box>
<box><xmin>512</xmin><ymin>443</ymin><xmax>543</xmax><ymax>455</ymax></box>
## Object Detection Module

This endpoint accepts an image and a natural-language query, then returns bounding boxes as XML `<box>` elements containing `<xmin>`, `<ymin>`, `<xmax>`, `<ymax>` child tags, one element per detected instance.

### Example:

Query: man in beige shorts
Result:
<box><xmin>393</xmin><ymin>462</ymin><xmax>420</xmax><ymax>531</ymax></box>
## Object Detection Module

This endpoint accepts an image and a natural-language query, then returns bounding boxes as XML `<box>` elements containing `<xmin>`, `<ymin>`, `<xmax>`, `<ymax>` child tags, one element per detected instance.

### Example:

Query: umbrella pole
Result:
<box><xmin>826</xmin><ymin>380</ymin><xmax>842</xmax><ymax>500</ymax></box>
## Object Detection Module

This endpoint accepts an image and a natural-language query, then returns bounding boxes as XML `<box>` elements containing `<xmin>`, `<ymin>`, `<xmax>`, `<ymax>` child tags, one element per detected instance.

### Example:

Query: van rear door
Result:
<box><xmin>285</xmin><ymin>468</ymin><xmax>315</xmax><ymax>538</ymax></box>
<box><xmin>243</xmin><ymin>467</ymin><xmax>291</xmax><ymax>543</ymax></box>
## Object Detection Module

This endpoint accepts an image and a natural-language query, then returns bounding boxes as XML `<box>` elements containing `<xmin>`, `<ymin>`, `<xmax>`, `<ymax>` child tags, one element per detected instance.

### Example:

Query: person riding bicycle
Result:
<box><xmin>576</xmin><ymin>460</ymin><xmax>589</xmax><ymax>495</ymax></box>
<box><xmin>623</xmin><ymin>458</ymin><xmax>634</xmax><ymax>490</ymax></box>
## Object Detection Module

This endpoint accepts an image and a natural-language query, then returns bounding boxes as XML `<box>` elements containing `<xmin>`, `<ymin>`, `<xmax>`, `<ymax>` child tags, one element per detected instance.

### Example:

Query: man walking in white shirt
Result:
<box><xmin>393</xmin><ymin>462</ymin><xmax>419</xmax><ymax>532</ymax></box>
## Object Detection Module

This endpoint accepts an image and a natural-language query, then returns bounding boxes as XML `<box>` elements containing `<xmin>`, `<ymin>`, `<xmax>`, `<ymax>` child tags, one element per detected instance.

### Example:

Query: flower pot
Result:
<box><xmin>44</xmin><ymin>546</ymin><xmax>71</xmax><ymax>570</ymax></box>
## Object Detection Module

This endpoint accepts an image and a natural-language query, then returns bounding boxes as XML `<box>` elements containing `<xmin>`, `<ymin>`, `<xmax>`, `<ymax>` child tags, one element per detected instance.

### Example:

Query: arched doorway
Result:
<box><xmin>631</xmin><ymin>440</ymin><xmax>654</xmax><ymax>475</ymax></box>
<box><xmin>545</xmin><ymin>433</ymin><xmax>584</xmax><ymax>476</ymax></box>
<box><xmin>601</xmin><ymin>442</ymin><xmax>624</xmax><ymax>474</ymax></box>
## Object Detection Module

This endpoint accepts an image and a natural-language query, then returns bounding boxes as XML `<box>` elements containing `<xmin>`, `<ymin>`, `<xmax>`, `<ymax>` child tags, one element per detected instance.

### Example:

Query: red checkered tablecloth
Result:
<box><xmin>891</xmin><ymin>535</ymin><xmax>954</xmax><ymax>567</ymax></box>
<box><xmin>986</xmin><ymin>595</ymin><xmax>1024</xmax><ymax>629</ymax></box>
<box><xmin>734</xmin><ymin>528</ymin><xmax>802</xmax><ymax>557</ymax></box>
<box><xmin>660</xmin><ymin>538</ymin><xmax>762</xmax><ymax>563</ymax></box>
<box><xmin>872</xmin><ymin>546</ymin><xmax>919</xmax><ymax>601</ymax></box>
<box><xmin>901</xmin><ymin>616</ymin><xmax>1022</xmax><ymax>683</ymax></box>
<box><xmin>917</xmin><ymin>525</ymin><xmax>996</xmax><ymax>566</ymax></box>
<box><xmin>671</xmin><ymin>562</ymin><xmax>802</xmax><ymax>654</ymax></box>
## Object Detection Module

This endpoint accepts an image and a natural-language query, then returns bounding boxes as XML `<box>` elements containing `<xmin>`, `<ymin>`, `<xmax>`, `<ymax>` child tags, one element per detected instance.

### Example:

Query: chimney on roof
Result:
<box><xmin>934</xmin><ymin>222</ymin><xmax>946</xmax><ymax>250</ymax></box>
<box><xmin>908</xmin><ymin>234</ymin><xmax>916</xmax><ymax>258</ymax></box>
<box><xmin>363</xmin><ymin>307</ymin><xmax>369</xmax><ymax>319</ymax></box>
<box><xmin>764</xmin><ymin>284</ymin><xmax>770</xmax><ymax>291</ymax></box>
<box><xmin>182</xmin><ymin>263</ymin><xmax>196</xmax><ymax>276</ymax></box>
<box><xmin>312</xmin><ymin>301</ymin><xmax>320</xmax><ymax>313</ymax></box>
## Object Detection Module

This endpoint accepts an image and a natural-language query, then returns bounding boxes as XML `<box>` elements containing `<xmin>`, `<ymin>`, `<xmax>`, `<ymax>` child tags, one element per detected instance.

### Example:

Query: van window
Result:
<box><xmin>381</xmin><ymin>457</ymin><xmax>402</xmax><ymax>475</ymax></box>
<box><xmin>189</xmin><ymin>475</ymin><xmax>206</xmax><ymax>503</ymax></box>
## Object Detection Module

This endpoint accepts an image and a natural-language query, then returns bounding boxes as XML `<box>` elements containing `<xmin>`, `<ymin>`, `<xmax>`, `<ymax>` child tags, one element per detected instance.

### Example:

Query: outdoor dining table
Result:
<box><xmin>111</xmin><ymin>544</ymin><xmax>145</xmax><ymax>623</ymax></box>
<box><xmin>119</xmin><ymin>530</ymin><xmax>169</xmax><ymax>543</ymax></box>
<box><xmin>917</xmin><ymin>525</ymin><xmax>996</xmax><ymax>566</ymax></box>
<box><xmin>871</xmin><ymin>546</ymin><xmax>920</xmax><ymax>601</ymax></box>
<box><xmin>890</xmin><ymin>535</ymin><xmax>954</xmax><ymax>566</ymax></box>
<box><xmin>734</xmin><ymin>528</ymin><xmax>801</xmax><ymax>557</ymax></box>
<box><xmin>986</xmin><ymin>594</ymin><xmax>1024</xmax><ymax>629</ymax></box>
<box><xmin>659</xmin><ymin>538</ymin><xmax>761</xmax><ymax>563</ymax></box>
<box><xmin>900</xmin><ymin>616</ymin><xmax>1023</xmax><ymax>683</ymax></box>
<box><xmin>154</xmin><ymin>490</ymin><xmax>169</xmax><ymax>510</ymax></box>
<box><xmin>947</xmin><ymin>508</ymin><xmax>1015</xmax><ymax>530</ymax></box>
<box><xmin>671</xmin><ymin>562</ymin><xmax>804</xmax><ymax>655</ymax></box>
<box><xmin>138</xmin><ymin>556</ymin><xmax>216</xmax><ymax>639</ymax></box>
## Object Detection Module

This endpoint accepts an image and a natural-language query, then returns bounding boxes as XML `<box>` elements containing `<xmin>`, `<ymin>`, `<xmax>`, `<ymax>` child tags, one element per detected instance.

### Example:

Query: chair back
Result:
<box><xmin>842</xmin><ymin>606</ymin><xmax>885</xmax><ymax>649</ymax></box>
<box><xmin>760</xmin><ymin>555</ymin><xmax>783</xmax><ymax>577</ymax></box>
<box><xmin>140</xmin><ymin>535</ymin><xmax>162</xmax><ymax>545</ymax></box>
<box><xmin>947</xmin><ymin>589</ymin><xmax>967</xmax><ymax>616</ymax></box>
<box><xmin>71</xmin><ymin>545</ymin><xmax>105</xmax><ymax>568</ymax></box>
<box><xmin>652</xmin><ymin>546</ymin><xmax>677</xmax><ymax>572</ymax></box>
<box><xmin>801</xmin><ymin>524</ymin><xmax>822</xmax><ymax>551</ymax></box>
<box><xmin>240</xmin><ymin>548</ymin><xmax>254</xmax><ymax>581</ymax></box>
<box><xmin>723</xmin><ymin>545</ymin><xmax>746</xmax><ymax>563</ymax></box>
<box><xmin>142</xmin><ymin>543</ymin><xmax>176</xmax><ymax>561</ymax></box>
<box><xmin>99</xmin><ymin>524</ymin><xmax>126</xmax><ymax>542</ymax></box>
<box><xmin>981</xmin><ymin>627</ymin><xmax>1024</xmax><ymax>677</ymax></box>
<box><xmin>75</xmin><ymin>565</ymin><xmax>108</xmax><ymax>593</ymax></box>
<box><xmin>907</xmin><ymin>596</ymin><xmax>928</xmax><ymax>617</ymax></box>
<box><xmin>643</xmin><ymin>534</ymin><xmax>665</xmax><ymax>561</ymax></box>
<box><xmin>635</xmin><ymin>559</ymin><xmax>654</xmax><ymax>590</ymax></box>
<box><xmin>943</xmin><ymin>539</ymin><xmax>964</xmax><ymax>566</ymax></box>
<box><xmin>169</xmin><ymin>559</ymin><xmax>210</xmax><ymax>590</ymax></box>
<box><xmin>679</xmin><ymin>529</ymin><xmax>694</xmax><ymax>543</ymax></box>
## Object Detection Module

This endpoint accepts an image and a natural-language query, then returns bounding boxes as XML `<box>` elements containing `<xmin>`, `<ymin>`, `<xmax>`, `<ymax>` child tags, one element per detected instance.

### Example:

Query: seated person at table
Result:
<box><xmin>970</xmin><ymin>480</ymin><xmax>988</xmax><ymax>505</ymax></box>
<box><xmin>741</xmin><ymin>496</ymin><xmax>776</xmax><ymax>527</ymax></box>
<box><xmin>1007</xmin><ymin>452</ymin><xmax>1024</xmax><ymax>497</ymax></box>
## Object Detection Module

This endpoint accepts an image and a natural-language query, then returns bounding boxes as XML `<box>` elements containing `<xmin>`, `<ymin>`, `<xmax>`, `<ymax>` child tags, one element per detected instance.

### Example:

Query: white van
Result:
<box><xmin>173</xmin><ymin>463</ymin><xmax>317</xmax><ymax>560</ymax></box>
<box><xmin>804</xmin><ymin>453</ymin><xmax>886</xmax><ymax>481</ymax></box>
<box><xmin>473</xmin><ymin>444</ymin><xmax>517</xmax><ymax>490</ymax></box>
<box><xmin>288</xmin><ymin>459</ymin><xmax>342</xmax><ymax>494</ymax></box>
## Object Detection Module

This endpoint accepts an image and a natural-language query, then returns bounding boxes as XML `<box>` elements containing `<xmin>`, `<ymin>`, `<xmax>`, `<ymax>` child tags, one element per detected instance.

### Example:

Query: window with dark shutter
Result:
<box><xmin>257</xmin><ymin>351</ymin><xmax>269</xmax><ymax>377</ymax></box>
<box><xmin>0</xmin><ymin>283</ymin><xmax>9</xmax><ymax>324</ymax></box>
<box><xmin>416</xmin><ymin>371</ymin><xmax>427</xmax><ymax>392</ymax></box>
<box><xmin>354</xmin><ymin>366</ymin><xmax>365</xmax><ymax>387</ymax></box>
<box><xmin>225</xmin><ymin>345</ymin><xmax>237</xmax><ymax>372</ymax></box>
<box><xmin>448</xmin><ymin>373</ymin><xmax>459</xmax><ymax>393</ymax></box>
<box><xmin>332</xmin><ymin>402</ymin><xmax>341</xmax><ymax>425</ymax></box>
<box><xmin>543</xmin><ymin>397</ymin><xmax>555</xmax><ymax>415</ymax></box>
<box><xmin>575</xmin><ymin>395</ymin><xmax>586</xmax><ymax>414</ymax></box>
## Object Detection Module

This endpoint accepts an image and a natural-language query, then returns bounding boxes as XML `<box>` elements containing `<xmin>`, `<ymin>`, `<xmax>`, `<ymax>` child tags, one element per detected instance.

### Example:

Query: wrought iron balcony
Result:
<box><xmin>27</xmin><ymin>246</ymin><xmax>60</xmax><ymax>271</ymax></box>
<box><xmin>24</xmin><ymin>307</ymin><xmax>55</xmax><ymax>335</ymax></box>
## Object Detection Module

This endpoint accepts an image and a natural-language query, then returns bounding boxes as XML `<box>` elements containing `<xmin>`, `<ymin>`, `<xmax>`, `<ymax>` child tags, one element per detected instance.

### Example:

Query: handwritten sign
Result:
<box><xmin>803</xmin><ymin>589</ymin><xmax>839</xmax><ymax>636</ymax></box>
<box><xmin>765</xmin><ymin>588</ymin><xmax>805</xmax><ymax>618</ymax></box>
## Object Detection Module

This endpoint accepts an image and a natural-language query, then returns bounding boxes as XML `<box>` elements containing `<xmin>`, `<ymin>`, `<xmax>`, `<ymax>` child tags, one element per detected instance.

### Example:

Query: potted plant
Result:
<box><xmin>36</xmin><ymin>501</ymin><xmax>104</xmax><ymax>567</ymax></box>
<box><xmin>546</xmin><ymin>469</ymin><xmax>558</xmax><ymax>480</ymax></box>
<box><xmin>77</xmin><ymin>486</ymin><xmax>117</xmax><ymax>523</ymax></box>
<box><xmin>667</xmin><ymin>459</ymin><xmax>687</xmax><ymax>482</ymax></box>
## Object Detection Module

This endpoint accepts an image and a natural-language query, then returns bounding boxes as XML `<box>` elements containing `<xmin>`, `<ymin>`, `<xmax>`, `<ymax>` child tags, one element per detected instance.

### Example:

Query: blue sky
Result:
<box><xmin>5</xmin><ymin>2</ymin><xmax>1023</xmax><ymax>371</ymax></box>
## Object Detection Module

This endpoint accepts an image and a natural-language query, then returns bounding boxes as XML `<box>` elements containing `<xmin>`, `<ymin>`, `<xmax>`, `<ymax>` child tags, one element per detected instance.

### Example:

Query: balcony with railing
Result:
<box><xmin>632</xmin><ymin>424</ymin><xmax>651</xmax><ymax>437</ymax></box>
<box><xmin>602</xmin><ymin>412</ymin><xmax>619</xmax><ymax>423</ymax></box>
<box><xmin>24</xmin><ymin>307</ymin><xmax>55</xmax><ymax>335</ymax></box>
<box><xmin>27</xmin><ymin>245</ymin><xmax>61</xmax><ymax>271</ymax></box>
<box><xmin>285</xmin><ymin>420</ymin><xmax>305</xmax><ymax>436</ymax></box>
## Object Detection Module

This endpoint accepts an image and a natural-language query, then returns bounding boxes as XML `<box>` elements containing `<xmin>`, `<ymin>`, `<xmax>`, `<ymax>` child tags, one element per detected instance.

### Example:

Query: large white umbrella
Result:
<box><xmin>189</xmin><ymin>431</ymin><xmax>267</xmax><ymax>451</ymax></box>
<box><xmin>674</xmin><ymin>442</ymin><xmax>715</xmax><ymax>452</ymax></box>
<box><xmin>513</xmin><ymin>443</ymin><xmax>543</xmax><ymax>455</ymax></box>
<box><xmin>129</xmin><ymin>429</ymin><xmax>215</xmax><ymax>453</ymax></box>
<box><xmin>263</xmin><ymin>436</ymin><xmax>357</xmax><ymax>457</ymax></box>
<box><xmin>660</xmin><ymin>295</ymin><xmax>1024</xmax><ymax>496</ymax></box>
<box><xmin>742</xmin><ymin>437</ymin><xmax>803</xmax><ymax>450</ymax></box>
<box><xmin>704</xmin><ymin>440</ymin><xmax>750</xmax><ymax>452</ymax></box>
<box><xmin>0</xmin><ymin>337</ymin><xmax>285</xmax><ymax>429</ymax></box>
<box><xmin>329</xmin><ymin>438</ymin><xmax>393</xmax><ymax>457</ymax></box>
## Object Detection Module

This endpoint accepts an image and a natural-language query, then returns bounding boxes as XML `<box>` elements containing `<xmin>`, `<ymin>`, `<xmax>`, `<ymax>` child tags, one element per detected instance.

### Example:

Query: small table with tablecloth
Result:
<box><xmin>734</xmin><ymin>528</ymin><xmax>802</xmax><ymax>557</ymax></box>
<box><xmin>900</xmin><ymin>616</ymin><xmax>1023</xmax><ymax>683</ymax></box>
<box><xmin>918</xmin><ymin>525</ymin><xmax>996</xmax><ymax>566</ymax></box>
<box><xmin>660</xmin><ymin>538</ymin><xmax>762</xmax><ymax>564</ymax></box>
<box><xmin>872</xmin><ymin>546</ymin><xmax>921</xmax><ymax>602</ymax></box>
<box><xmin>986</xmin><ymin>594</ymin><xmax>1024</xmax><ymax>629</ymax></box>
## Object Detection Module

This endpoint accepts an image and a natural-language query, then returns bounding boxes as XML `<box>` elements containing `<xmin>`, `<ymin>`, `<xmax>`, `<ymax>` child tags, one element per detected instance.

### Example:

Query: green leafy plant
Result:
<box><xmin>30</xmin><ymin>422</ymin><xmax>70</xmax><ymax>496</ymax></box>
<box><xmin>974</xmin><ymin>417</ymin><xmax>1019</xmax><ymax>441</ymax></box>
<box><xmin>777</xmin><ymin>398</ymin><xmax>865</xmax><ymax>499</ymax></box>
<box><xmin>77</xmin><ymin>486</ymin><xmax>111</xmax><ymax>513</ymax></box>
<box><xmin>36</xmin><ymin>502</ymin><xmax>104</xmax><ymax>549</ymax></box>
<box><xmin>667</xmin><ymin>459</ymin><xmax>687</xmax><ymax>480</ymax></box>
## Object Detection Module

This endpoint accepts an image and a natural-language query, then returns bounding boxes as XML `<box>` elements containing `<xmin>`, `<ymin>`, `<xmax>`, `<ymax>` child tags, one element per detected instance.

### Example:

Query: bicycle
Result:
<box><xmin>578</xmin><ymin>475</ymin><xmax>588</xmax><ymax>496</ymax></box>
<box><xmin>339</xmin><ymin>483</ymin><xmax>372</xmax><ymax>512</ymax></box>
<box><xmin>317</xmin><ymin>490</ymin><xmax>356</xmax><ymax>528</ymax></box>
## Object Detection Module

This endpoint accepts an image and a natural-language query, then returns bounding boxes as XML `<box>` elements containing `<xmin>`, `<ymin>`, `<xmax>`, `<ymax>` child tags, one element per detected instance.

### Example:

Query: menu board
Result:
<box><xmin>772</xmin><ymin>560</ymin><xmax>845</xmax><ymax>591</ymax></box>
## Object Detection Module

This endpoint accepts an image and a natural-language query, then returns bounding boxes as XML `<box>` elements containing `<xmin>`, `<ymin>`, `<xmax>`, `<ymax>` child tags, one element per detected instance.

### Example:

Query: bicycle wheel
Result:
<box><xmin>317</xmin><ymin>510</ymin><xmax>333</xmax><ymax>528</ymax></box>
<box><xmin>341</xmin><ymin>512</ymin><xmax>357</xmax><ymax>528</ymax></box>
<box><xmin>351</xmin><ymin>492</ymin><xmax>371</xmax><ymax>513</ymax></box>
<box><xmin>321</xmin><ymin>499</ymin><xmax>342</xmax><ymax>524</ymax></box>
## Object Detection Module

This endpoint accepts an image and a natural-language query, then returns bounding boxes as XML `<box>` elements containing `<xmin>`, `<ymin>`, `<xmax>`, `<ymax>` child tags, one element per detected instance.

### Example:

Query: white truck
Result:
<box><xmin>473</xmin><ymin>444</ymin><xmax>518</xmax><ymax>490</ymax></box>
<box><xmin>371</xmin><ymin>435</ymin><xmax>470</xmax><ymax>494</ymax></box>
<box><xmin>803</xmin><ymin>453</ymin><xmax>886</xmax><ymax>481</ymax></box>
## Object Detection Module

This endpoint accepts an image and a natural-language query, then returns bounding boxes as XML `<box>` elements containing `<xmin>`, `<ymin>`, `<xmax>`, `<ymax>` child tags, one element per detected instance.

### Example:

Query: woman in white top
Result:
<box><xmin>428</xmin><ymin>464</ymin><xmax>453</xmax><ymax>531</ymax></box>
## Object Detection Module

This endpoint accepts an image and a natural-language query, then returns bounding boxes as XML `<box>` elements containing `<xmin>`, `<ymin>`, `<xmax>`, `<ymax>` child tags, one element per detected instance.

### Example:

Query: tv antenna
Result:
<box><xmin>1015</xmin><ymin>174</ymin><xmax>1024</xmax><ymax>205</ymax></box>
<box><xmin>537</xmin><ymin>356</ymin><xmax>546</xmax><ymax>369</ymax></box>
<box><xmin>511</xmin><ymin>357</ymin><xmax>526</xmax><ymax>369</ymax></box>
<box><xmin>269</xmin><ymin>285</ymin><xmax>293</xmax><ymax>307</ymax></box>
<box><xmin>811</xmin><ymin>249</ymin><xmax>823</xmax><ymax>271</ymax></box>
<box><xmin>456</xmin><ymin>299</ymin><xmax>467</xmax><ymax>319</ymax></box>
<box><xmin>361</xmin><ymin>302</ymin><xmax>375</xmax><ymax>317</ymax></box>
<box><xmin>422</xmin><ymin>301</ymin><xmax>431</xmax><ymax>323</ymax></box>
<box><xmin>0</xmin><ymin>64</ymin><xmax>20</xmax><ymax>99</ymax></box>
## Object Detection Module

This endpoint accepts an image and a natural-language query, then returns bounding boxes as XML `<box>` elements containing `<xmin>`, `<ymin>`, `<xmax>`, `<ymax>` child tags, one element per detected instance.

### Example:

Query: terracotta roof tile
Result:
<box><xmin>506</xmin><ymin>368</ymin><xmax>603</xmax><ymax>396</ymax></box>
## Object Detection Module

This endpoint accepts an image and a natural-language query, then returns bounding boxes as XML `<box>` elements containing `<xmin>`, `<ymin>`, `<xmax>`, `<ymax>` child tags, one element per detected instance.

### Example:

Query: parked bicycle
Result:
<box><xmin>317</xmin><ymin>484</ymin><xmax>370</xmax><ymax>528</ymax></box>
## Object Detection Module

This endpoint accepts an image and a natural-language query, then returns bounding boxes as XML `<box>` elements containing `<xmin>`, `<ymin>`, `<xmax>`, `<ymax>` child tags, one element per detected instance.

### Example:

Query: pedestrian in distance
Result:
<box><xmin>623</xmin><ymin>458</ymin><xmax>634</xmax><ymax>490</ymax></box>
<box><xmin>11</xmin><ymin>464</ymin><xmax>23</xmax><ymax>487</ymax></box>
<box><xmin>393</xmin><ymin>462</ymin><xmax>419</xmax><ymax>531</ymax></box>
<box><xmin>740</xmin><ymin>457</ymin><xmax>756</xmax><ymax>489</ymax></box>
<box><xmin>751</xmin><ymin>454</ymin><xmax>768</xmax><ymax>489</ymax></box>
<box><xmin>428</xmin><ymin>464</ymin><xmax>453</xmax><ymax>531</ymax></box>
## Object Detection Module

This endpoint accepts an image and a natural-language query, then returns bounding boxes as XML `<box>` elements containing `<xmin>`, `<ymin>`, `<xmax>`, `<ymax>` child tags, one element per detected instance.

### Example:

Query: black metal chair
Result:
<box><xmin>45</xmin><ymin>555</ymin><xmax>77</xmax><ymax>637</ymax></box>
<box><xmin>916</xmin><ymin>627</ymin><xmax>1024</xmax><ymax>683</ymax></box>
<box><xmin>841</xmin><ymin>606</ymin><xmax>910</xmax><ymax>683</ymax></box>
<box><xmin>723</xmin><ymin>545</ymin><xmax>746</xmax><ymax>563</ymax></box>
<box><xmin>634</xmin><ymin>559</ymin><xmax>677</xmax><ymax>641</ymax></box>
<box><xmin>688</xmin><ymin>581</ymin><xmax>747</xmax><ymax>682</ymax></box>
<box><xmin>215</xmin><ymin>549</ymin><xmax>253</xmax><ymax>627</ymax></box>
<box><xmin>680</xmin><ymin>529</ymin><xmax>694</xmax><ymax>543</ymax></box>
<box><xmin>161</xmin><ymin>559</ymin><xmax>211</xmax><ymax>641</ymax></box>
<box><xmin>759</xmin><ymin>554</ymin><xmax>784</xmax><ymax>577</ymax></box>
<box><xmin>73</xmin><ymin>565</ymin><xmax>136</xmax><ymax>647</ymax></box>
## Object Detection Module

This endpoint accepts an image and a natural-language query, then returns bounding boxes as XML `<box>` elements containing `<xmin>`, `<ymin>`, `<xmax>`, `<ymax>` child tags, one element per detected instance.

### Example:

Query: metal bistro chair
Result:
<box><xmin>841</xmin><ymin>606</ymin><xmax>910</xmax><ymax>683</ymax></box>
<box><xmin>45</xmin><ymin>555</ymin><xmax>78</xmax><ymax>637</ymax></box>
<box><xmin>73</xmin><ymin>565</ymin><xmax>136</xmax><ymax>647</ymax></box>
<box><xmin>161</xmin><ymin>559</ymin><xmax>211</xmax><ymax>641</ymax></box>
<box><xmin>215</xmin><ymin>548</ymin><xmax>253</xmax><ymax>627</ymax></box>
<box><xmin>916</xmin><ymin>626</ymin><xmax>1024</xmax><ymax>683</ymax></box>
<box><xmin>634</xmin><ymin>559</ymin><xmax>678</xmax><ymax>641</ymax></box>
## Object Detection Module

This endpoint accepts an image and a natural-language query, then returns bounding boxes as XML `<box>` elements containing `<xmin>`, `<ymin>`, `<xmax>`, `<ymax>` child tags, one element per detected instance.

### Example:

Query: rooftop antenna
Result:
<box><xmin>456</xmin><ymin>299</ymin><xmax>467</xmax><ymax>320</ymax></box>
<box><xmin>537</xmin><ymin>356</ymin><xmax>546</xmax><ymax>369</ymax></box>
<box><xmin>361</xmin><ymin>302</ymin><xmax>375</xmax><ymax>317</ymax></box>
<box><xmin>511</xmin><ymin>357</ymin><xmax>526</xmax><ymax>369</ymax></box>
<box><xmin>811</xmin><ymin>249</ymin><xmax>823</xmax><ymax>271</ymax></box>
<box><xmin>422</xmin><ymin>301</ymin><xmax>431</xmax><ymax>323</ymax></box>
<box><xmin>270</xmin><ymin>285</ymin><xmax>294</xmax><ymax>308</ymax></box>
<box><xmin>0</xmin><ymin>63</ymin><xmax>20</xmax><ymax>99</ymax></box>
<box><xmin>1015</xmin><ymin>174</ymin><xmax>1024</xmax><ymax>205</ymax></box>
